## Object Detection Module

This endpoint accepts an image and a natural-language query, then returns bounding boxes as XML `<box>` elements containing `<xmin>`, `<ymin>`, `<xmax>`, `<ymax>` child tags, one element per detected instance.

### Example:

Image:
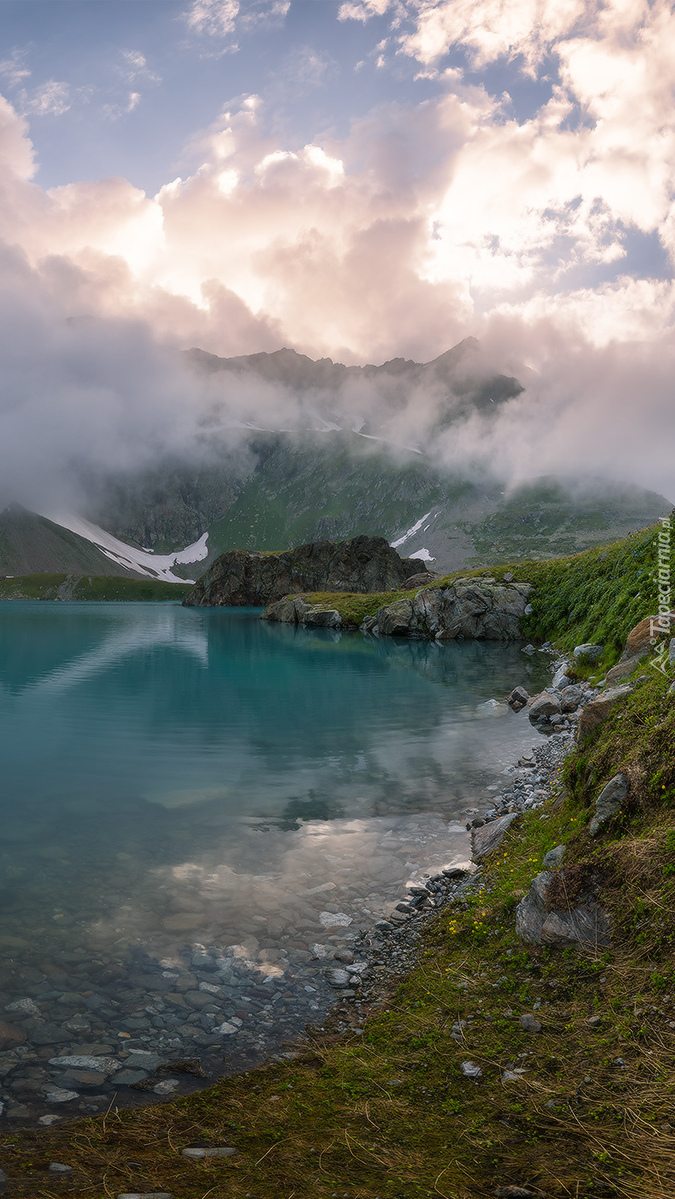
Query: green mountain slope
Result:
<box><xmin>0</xmin><ymin>505</ymin><xmax>140</xmax><ymax>578</ymax></box>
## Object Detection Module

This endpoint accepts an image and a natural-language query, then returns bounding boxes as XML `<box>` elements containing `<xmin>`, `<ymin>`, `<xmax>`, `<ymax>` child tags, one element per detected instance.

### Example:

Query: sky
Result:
<box><xmin>0</xmin><ymin>0</ymin><xmax>674</xmax><ymax>505</ymax></box>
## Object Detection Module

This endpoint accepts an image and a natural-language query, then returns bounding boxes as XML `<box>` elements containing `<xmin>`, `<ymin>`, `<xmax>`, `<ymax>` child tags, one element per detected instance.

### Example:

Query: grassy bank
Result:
<box><xmin>2</xmin><ymin>523</ymin><xmax>675</xmax><ymax>1197</ymax></box>
<box><xmin>296</xmin><ymin>524</ymin><xmax>662</xmax><ymax>663</ymax></box>
<box><xmin>0</xmin><ymin>573</ymin><xmax>192</xmax><ymax>601</ymax></box>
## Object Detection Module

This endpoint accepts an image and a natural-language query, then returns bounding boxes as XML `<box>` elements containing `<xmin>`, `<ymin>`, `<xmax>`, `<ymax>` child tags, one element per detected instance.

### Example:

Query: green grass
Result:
<box><xmin>3</xmin><ymin>525</ymin><xmax>675</xmax><ymax>1196</ymax></box>
<box><xmin>0</xmin><ymin>573</ymin><xmax>192</xmax><ymax>601</ymax></box>
<box><xmin>5</xmin><ymin>672</ymin><xmax>675</xmax><ymax>1197</ymax></box>
<box><xmin>295</xmin><ymin>522</ymin><xmax>668</xmax><ymax>665</ymax></box>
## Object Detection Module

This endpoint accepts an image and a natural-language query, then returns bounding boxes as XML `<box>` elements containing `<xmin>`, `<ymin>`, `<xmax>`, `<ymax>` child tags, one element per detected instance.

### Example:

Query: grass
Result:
<box><xmin>294</xmin><ymin>523</ymin><xmax>664</xmax><ymax>660</ymax></box>
<box><xmin>0</xmin><ymin>573</ymin><xmax>193</xmax><ymax>601</ymax></box>
<box><xmin>3</xmin><ymin>668</ymin><xmax>675</xmax><ymax>1197</ymax></box>
<box><xmin>2</xmin><ymin>522</ymin><xmax>675</xmax><ymax>1196</ymax></box>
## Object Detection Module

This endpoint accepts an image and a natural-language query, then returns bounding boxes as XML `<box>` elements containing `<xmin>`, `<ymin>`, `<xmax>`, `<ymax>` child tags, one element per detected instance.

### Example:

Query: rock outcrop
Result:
<box><xmin>361</xmin><ymin>577</ymin><xmax>532</xmax><ymax>641</ymax></box>
<box><xmin>605</xmin><ymin>614</ymin><xmax>674</xmax><ymax>685</ymax></box>
<box><xmin>577</xmin><ymin>684</ymin><xmax>633</xmax><ymax>742</ymax></box>
<box><xmin>184</xmin><ymin>536</ymin><xmax>424</xmax><ymax>607</ymax></box>
<box><xmin>516</xmin><ymin>871</ymin><xmax>611</xmax><ymax>948</ymax></box>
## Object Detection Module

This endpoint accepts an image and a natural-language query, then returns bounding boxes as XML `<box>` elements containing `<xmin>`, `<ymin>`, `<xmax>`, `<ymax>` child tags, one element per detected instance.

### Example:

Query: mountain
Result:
<box><xmin>0</xmin><ymin>342</ymin><xmax>670</xmax><ymax>581</ymax></box>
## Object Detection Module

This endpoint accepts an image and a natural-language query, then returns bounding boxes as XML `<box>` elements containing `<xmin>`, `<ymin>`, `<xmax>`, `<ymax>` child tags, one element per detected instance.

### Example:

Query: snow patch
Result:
<box><xmin>408</xmin><ymin>547</ymin><xmax>435</xmax><ymax>562</ymax></box>
<box><xmin>41</xmin><ymin>513</ymin><xmax>209</xmax><ymax>584</ymax></box>
<box><xmin>391</xmin><ymin>512</ymin><xmax>432</xmax><ymax>549</ymax></box>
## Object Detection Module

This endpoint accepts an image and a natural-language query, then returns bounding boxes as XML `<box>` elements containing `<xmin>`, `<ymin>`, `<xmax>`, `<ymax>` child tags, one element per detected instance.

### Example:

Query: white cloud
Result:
<box><xmin>0</xmin><ymin>48</ymin><xmax>31</xmax><ymax>88</ymax></box>
<box><xmin>22</xmin><ymin>79</ymin><xmax>72</xmax><ymax>117</ymax></box>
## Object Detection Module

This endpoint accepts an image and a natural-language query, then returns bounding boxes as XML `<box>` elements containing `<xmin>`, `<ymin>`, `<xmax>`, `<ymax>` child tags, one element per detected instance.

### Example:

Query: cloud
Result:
<box><xmin>21</xmin><ymin>79</ymin><xmax>72</xmax><ymax>117</ymax></box>
<box><xmin>0</xmin><ymin>48</ymin><xmax>31</xmax><ymax>88</ymax></box>
<box><xmin>0</xmin><ymin>0</ymin><xmax>673</xmax><ymax>509</ymax></box>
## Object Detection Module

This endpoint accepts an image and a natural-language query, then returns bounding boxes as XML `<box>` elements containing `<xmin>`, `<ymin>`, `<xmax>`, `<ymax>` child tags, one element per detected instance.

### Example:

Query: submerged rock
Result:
<box><xmin>184</xmin><ymin>535</ymin><xmax>423</xmax><ymax>607</ymax></box>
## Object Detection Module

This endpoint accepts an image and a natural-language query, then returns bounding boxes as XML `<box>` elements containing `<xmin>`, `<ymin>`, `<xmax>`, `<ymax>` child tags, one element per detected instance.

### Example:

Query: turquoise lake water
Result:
<box><xmin>0</xmin><ymin>603</ymin><xmax>551</xmax><ymax>1120</ymax></box>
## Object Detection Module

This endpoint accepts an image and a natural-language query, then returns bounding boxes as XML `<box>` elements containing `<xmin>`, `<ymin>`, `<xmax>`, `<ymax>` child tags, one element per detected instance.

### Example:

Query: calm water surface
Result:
<box><xmin>0</xmin><ymin>603</ymin><xmax>550</xmax><ymax>1121</ymax></box>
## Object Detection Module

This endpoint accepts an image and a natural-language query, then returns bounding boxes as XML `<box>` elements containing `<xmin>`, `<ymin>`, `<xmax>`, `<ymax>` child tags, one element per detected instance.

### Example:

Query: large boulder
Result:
<box><xmin>184</xmin><ymin>536</ymin><xmax>424</xmax><ymax>607</ymax></box>
<box><xmin>605</xmin><ymin>614</ymin><xmax>675</xmax><ymax>685</ymax></box>
<box><xmin>362</xmin><ymin>578</ymin><xmax>532</xmax><ymax>641</ymax></box>
<box><xmin>577</xmin><ymin>684</ymin><xmax>633</xmax><ymax>742</ymax></box>
<box><xmin>589</xmin><ymin>772</ymin><xmax>629</xmax><ymax>837</ymax></box>
<box><xmin>516</xmin><ymin>871</ymin><xmax>611</xmax><ymax>948</ymax></box>
<box><xmin>263</xmin><ymin>597</ymin><xmax>342</xmax><ymax>628</ymax></box>
<box><xmin>528</xmin><ymin>691</ymin><xmax>561</xmax><ymax>722</ymax></box>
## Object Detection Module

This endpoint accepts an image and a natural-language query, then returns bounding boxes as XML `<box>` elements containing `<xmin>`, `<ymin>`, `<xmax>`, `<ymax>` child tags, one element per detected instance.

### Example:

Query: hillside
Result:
<box><xmin>0</xmin><ymin>505</ymin><xmax>140</xmax><ymax>579</ymax></box>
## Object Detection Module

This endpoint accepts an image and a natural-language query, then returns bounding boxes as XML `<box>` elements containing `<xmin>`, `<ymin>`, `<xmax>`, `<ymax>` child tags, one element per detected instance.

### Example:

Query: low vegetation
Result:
<box><xmin>0</xmin><ymin>573</ymin><xmax>192</xmax><ymax>602</ymax></box>
<box><xmin>2</xmin><ymin>522</ymin><xmax>674</xmax><ymax>1197</ymax></box>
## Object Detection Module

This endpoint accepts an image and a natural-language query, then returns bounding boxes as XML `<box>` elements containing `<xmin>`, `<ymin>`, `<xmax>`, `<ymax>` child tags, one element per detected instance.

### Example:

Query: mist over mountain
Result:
<box><xmin>0</xmin><ymin>339</ymin><xmax>667</xmax><ymax>583</ymax></box>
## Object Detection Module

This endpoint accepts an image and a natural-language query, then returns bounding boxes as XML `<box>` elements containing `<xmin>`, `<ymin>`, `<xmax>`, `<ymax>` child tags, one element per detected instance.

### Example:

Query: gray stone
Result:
<box><xmin>543</xmin><ymin>845</ymin><xmax>565</xmax><ymax>869</ymax></box>
<box><xmin>48</xmin><ymin>1054</ymin><xmax>121</xmax><ymax>1073</ymax></box>
<box><xmin>363</xmin><ymin>578</ymin><xmax>532</xmax><ymax>642</ymax></box>
<box><xmin>560</xmin><ymin>684</ymin><xmax>585</xmax><ymax>712</ymax></box>
<box><xmin>122</xmin><ymin>1051</ymin><xmax>165</xmax><ymax>1071</ymax></box>
<box><xmin>327</xmin><ymin>969</ymin><xmax>350</xmax><ymax>988</ymax></box>
<box><xmin>520</xmin><ymin>1013</ymin><xmax>542</xmax><ymax>1033</ymax></box>
<box><xmin>45</xmin><ymin>1089</ymin><xmax>79</xmax><ymax>1103</ymax></box>
<box><xmin>460</xmin><ymin>1060</ymin><xmax>482</xmax><ymax>1078</ymax></box>
<box><xmin>507</xmin><ymin>686</ymin><xmax>529</xmax><ymax>712</ymax></box>
<box><xmin>521</xmin><ymin>644</ymin><xmax>536</xmax><ymax>655</ymax></box>
<box><xmin>551</xmin><ymin>664</ymin><xmax>571</xmax><ymax>689</ymax></box>
<box><xmin>5</xmin><ymin>998</ymin><xmax>41</xmax><ymax>1018</ymax></box>
<box><xmin>48</xmin><ymin>1163</ymin><xmax>73</xmax><ymax>1174</ymax></box>
<box><xmin>213</xmin><ymin>1021</ymin><xmax>239</xmax><ymax>1035</ymax></box>
<box><xmin>472</xmin><ymin>813</ymin><xmax>519</xmax><ymax>862</ymax></box>
<box><xmin>528</xmin><ymin>692</ymin><xmax>561</xmax><ymax>722</ymax></box>
<box><xmin>516</xmin><ymin>871</ymin><xmax>611</xmax><ymax>949</ymax></box>
<box><xmin>117</xmin><ymin>1194</ymin><xmax>173</xmax><ymax>1199</ymax></box>
<box><xmin>589</xmin><ymin>772</ymin><xmax>629</xmax><ymax>837</ymax></box>
<box><xmin>27</xmin><ymin>1024</ymin><xmax>70</xmax><ymax>1046</ymax></box>
<box><xmin>574</xmin><ymin>643</ymin><xmax>604</xmax><ymax>663</ymax></box>
<box><xmin>153</xmin><ymin>1079</ymin><xmax>179</xmax><ymax>1095</ymax></box>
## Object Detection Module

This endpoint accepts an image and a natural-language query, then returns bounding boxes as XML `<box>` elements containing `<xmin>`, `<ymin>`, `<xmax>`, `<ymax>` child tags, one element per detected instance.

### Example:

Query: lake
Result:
<box><xmin>0</xmin><ymin>602</ymin><xmax>550</xmax><ymax>1121</ymax></box>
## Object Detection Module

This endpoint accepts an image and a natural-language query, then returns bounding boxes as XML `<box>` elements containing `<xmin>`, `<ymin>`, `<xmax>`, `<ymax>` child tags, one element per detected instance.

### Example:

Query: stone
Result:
<box><xmin>186</xmin><ymin>535</ymin><xmax>423</xmax><ymax>608</ymax></box>
<box><xmin>318</xmin><ymin>911</ymin><xmax>352</xmax><ymax>927</ymax></box>
<box><xmin>587</xmin><ymin>1016</ymin><xmax>602</xmax><ymax>1028</ymax></box>
<box><xmin>460</xmin><ymin>1060</ymin><xmax>482</xmax><ymax>1078</ymax></box>
<box><xmin>58</xmin><ymin>1070</ymin><xmax>108</xmax><ymax>1090</ymax></box>
<box><xmin>113</xmin><ymin>1070</ymin><xmax>149</xmax><ymax>1085</ymax></box>
<box><xmin>123</xmin><ymin>1051</ymin><xmax>166</xmax><ymax>1071</ymax></box>
<box><xmin>214</xmin><ymin>1021</ymin><xmax>239</xmax><ymax>1035</ymax></box>
<box><xmin>28</xmin><ymin>1024</ymin><xmax>70</xmax><ymax>1046</ymax></box>
<box><xmin>589</xmin><ymin>772</ymin><xmax>629</xmax><ymax>837</ymax></box>
<box><xmin>48</xmin><ymin>1055</ymin><xmax>121</xmax><ymax>1073</ymax></box>
<box><xmin>542</xmin><ymin>845</ymin><xmax>565</xmax><ymax>869</ymax></box>
<box><xmin>560</xmin><ymin>684</ymin><xmax>585</xmax><ymax>712</ymax></box>
<box><xmin>48</xmin><ymin>1163</ymin><xmax>73</xmax><ymax>1174</ymax></box>
<box><xmin>516</xmin><ymin>871</ymin><xmax>611</xmax><ymax>949</ymax></box>
<box><xmin>521</xmin><ymin>644</ymin><xmax>536</xmax><ymax>655</ymax></box>
<box><xmin>604</xmin><ymin>615</ymin><xmax>673</xmax><ymax>685</ymax></box>
<box><xmin>327</xmin><ymin>969</ymin><xmax>350</xmax><ymax>988</ymax></box>
<box><xmin>507</xmin><ymin>686</ymin><xmax>529</xmax><ymax>712</ymax></box>
<box><xmin>117</xmin><ymin>1194</ymin><xmax>173</xmax><ymax>1199</ymax></box>
<box><xmin>577</xmin><ymin>685</ymin><xmax>633</xmax><ymax>742</ymax></box>
<box><xmin>528</xmin><ymin>692</ymin><xmax>561</xmax><ymax>722</ymax></box>
<box><xmin>38</xmin><ymin>1114</ymin><xmax>61</xmax><ymax>1125</ymax></box>
<box><xmin>551</xmin><ymin>664</ymin><xmax>571</xmax><ymax>689</ymax></box>
<box><xmin>45</xmin><ymin>1089</ymin><xmax>79</xmax><ymax>1103</ymax></box>
<box><xmin>153</xmin><ymin>1079</ymin><xmax>179</xmax><ymax>1095</ymax></box>
<box><xmin>0</xmin><ymin>1021</ymin><xmax>25</xmax><ymax>1048</ymax></box>
<box><xmin>401</xmin><ymin>572</ymin><xmax>436</xmax><ymax>590</ymax></box>
<box><xmin>472</xmin><ymin>813</ymin><xmax>519</xmax><ymax>863</ymax></box>
<box><xmin>520</xmin><ymin>1013</ymin><xmax>542</xmax><ymax>1033</ymax></box>
<box><xmin>5</xmin><ymin>998</ymin><xmax>41</xmax><ymax>1018</ymax></box>
<box><xmin>573</xmin><ymin>644</ymin><xmax>603</xmax><ymax>663</ymax></box>
<box><xmin>362</xmin><ymin>578</ymin><xmax>533</xmax><ymax>641</ymax></box>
